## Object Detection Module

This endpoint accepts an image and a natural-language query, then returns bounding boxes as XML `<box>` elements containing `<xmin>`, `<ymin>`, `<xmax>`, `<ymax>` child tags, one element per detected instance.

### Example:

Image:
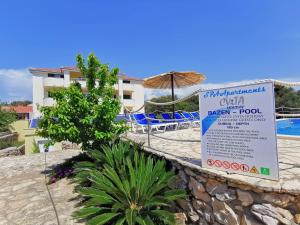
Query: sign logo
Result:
<box><xmin>250</xmin><ymin>166</ymin><xmax>259</xmax><ymax>174</ymax></box>
<box><xmin>260</xmin><ymin>167</ymin><xmax>270</xmax><ymax>175</ymax></box>
<box><xmin>222</xmin><ymin>161</ymin><xmax>231</xmax><ymax>169</ymax></box>
<box><xmin>240</xmin><ymin>164</ymin><xmax>249</xmax><ymax>172</ymax></box>
<box><xmin>231</xmin><ymin>162</ymin><xmax>240</xmax><ymax>171</ymax></box>
<box><xmin>214</xmin><ymin>160</ymin><xmax>222</xmax><ymax>167</ymax></box>
<box><xmin>207</xmin><ymin>159</ymin><xmax>214</xmax><ymax>166</ymax></box>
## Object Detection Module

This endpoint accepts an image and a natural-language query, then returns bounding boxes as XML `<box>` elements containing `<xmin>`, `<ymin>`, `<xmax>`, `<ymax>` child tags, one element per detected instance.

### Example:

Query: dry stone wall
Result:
<box><xmin>0</xmin><ymin>145</ymin><xmax>25</xmax><ymax>157</ymax></box>
<box><xmin>169</xmin><ymin>161</ymin><xmax>300</xmax><ymax>225</ymax></box>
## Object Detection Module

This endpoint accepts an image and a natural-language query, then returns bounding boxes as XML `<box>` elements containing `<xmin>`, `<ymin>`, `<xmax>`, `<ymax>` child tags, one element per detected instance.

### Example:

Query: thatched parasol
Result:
<box><xmin>144</xmin><ymin>71</ymin><xmax>206</xmax><ymax>117</ymax></box>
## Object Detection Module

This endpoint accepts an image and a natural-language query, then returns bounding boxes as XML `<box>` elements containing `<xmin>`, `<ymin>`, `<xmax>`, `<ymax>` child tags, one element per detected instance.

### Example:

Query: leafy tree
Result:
<box><xmin>145</xmin><ymin>95</ymin><xmax>199</xmax><ymax>113</ymax></box>
<box><xmin>0</xmin><ymin>108</ymin><xmax>16</xmax><ymax>132</ymax></box>
<box><xmin>275</xmin><ymin>86</ymin><xmax>300</xmax><ymax>109</ymax></box>
<box><xmin>0</xmin><ymin>100</ymin><xmax>32</xmax><ymax>106</ymax></box>
<box><xmin>73</xmin><ymin>142</ymin><xmax>186</xmax><ymax>225</ymax></box>
<box><xmin>10</xmin><ymin>100</ymin><xmax>32</xmax><ymax>106</ymax></box>
<box><xmin>37</xmin><ymin>53</ymin><xmax>128</xmax><ymax>150</ymax></box>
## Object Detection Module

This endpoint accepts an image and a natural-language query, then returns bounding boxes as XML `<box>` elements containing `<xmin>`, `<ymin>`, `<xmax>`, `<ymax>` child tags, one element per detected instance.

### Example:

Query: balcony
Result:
<box><xmin>71</xmin><ymin>78</ymin><xmax>87</xmax><ymax>89</ymax></box>
<box><xmin>43</xmin><ymin>77</ymin><xmax>64</xmax><ymax>87</ymax></box>
<box><xmin>123</xmin><ymin>99</ymin><xmax>134</xmax><ymax>106</ymax></box>
<box><xmin>122</xmin><ymin>83</ymin><xmax>134</xmax><ymax>92</ymax></box>
<box><xmin>43</xmin><ymin>97</ymin><xmax>55</xmax><ymax>106</ymax></box>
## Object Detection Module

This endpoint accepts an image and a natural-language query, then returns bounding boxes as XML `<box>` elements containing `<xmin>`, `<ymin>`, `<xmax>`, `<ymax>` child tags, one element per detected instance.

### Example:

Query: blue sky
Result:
<box><xmin>1</xmin><ymin>0</ymin><xmax>300</xmax><ymax>101</ymax></box>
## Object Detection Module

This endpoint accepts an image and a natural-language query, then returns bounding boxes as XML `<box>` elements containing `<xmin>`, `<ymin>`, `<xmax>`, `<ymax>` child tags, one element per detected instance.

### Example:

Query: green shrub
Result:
<box><xmin>73</xmin><ymin>144</ymin><xmax>186</xmax><ymax>225</ymax></box>
<box><xmin>31</xmin><ymin>141</ymin><xmax>40</xmax><ymax>154</ymax></box>
<box><xmin>0</xmin><ymin>109</ymin><xmax>16</xmax><ymax>132</ymax></box>
<box><xmin>72</xmin><ymin>140</ymin><xmax>141</xmax><ymax>188</ymax></box>
<box><xmin>0</xmin><ymin>140</ymin><xmax>24</xmax><ymax>150</ymax></box>
<box><xmin>37</xmin><ymin>53</ymin><xmax>128</xmax><ymax>151</ymax></box>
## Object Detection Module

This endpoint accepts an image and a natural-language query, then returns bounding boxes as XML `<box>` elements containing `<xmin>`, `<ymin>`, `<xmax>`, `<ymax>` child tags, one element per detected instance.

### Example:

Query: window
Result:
<box><xmin>48</xmin><ymin>91</ymin><xmax>53</xmax><ymax>98</ymax></box>
<box><xmin>123</xmin><ymin>94</ymin><xmax>132</xmax><ymax>99</ymax></box>
<box><xmin>123</xmin><ymin>80</ymin><xmax>130</xmax><ymax>84</ymax></box>
<box><xmin>48</xmin><ymin>73</ymin><xmax>64</xmax><ymax>78</ymax></box>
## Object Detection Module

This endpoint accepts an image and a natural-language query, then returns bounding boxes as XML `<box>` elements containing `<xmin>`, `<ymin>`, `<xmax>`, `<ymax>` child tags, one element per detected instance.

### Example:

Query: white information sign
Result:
<box><xmin>200</xmin><ymin>82</ymin><xmax>279</xmax><ymax>180</ymax></box>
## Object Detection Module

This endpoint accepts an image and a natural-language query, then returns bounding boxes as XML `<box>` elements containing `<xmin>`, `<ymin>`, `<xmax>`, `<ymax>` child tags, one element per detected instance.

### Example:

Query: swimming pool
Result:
<box><xmin>277</xmin><ymin>118</ymin><xmax>300</xmax><ymax>138</ymax></box>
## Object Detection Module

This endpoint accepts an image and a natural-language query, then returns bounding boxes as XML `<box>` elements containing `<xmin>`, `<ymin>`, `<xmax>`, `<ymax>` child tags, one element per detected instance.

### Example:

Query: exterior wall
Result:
<box><xmin>117</xmin><ymin>79</ymin><xmax>124</xmax><ymax>113</ymax></box>
<box><xmin>10</xmin><ymin>120</ymin><xmax>29</xmax><ymax>141</ymax></box>
<box><xmin>63</xmin><ymin>71</ymin><xmax>70</xmax><ymax>87</ymax></box>
<box><xmin>32</xmin><ymin>75</ymin><xmax>44</xmax><ymax>117</ymax></box>
<box><xmin>24</xmin><ymin>128</ymin><xmax>36</xmax><ymax>154</ymax></box>
<box><xmin>131</xmin><ymin>81</ymin><xmax>145</xmax><ymax>113</ymax></box>
<box><xmin>32</xmin><ymin>71</ymin><xmax>145</xmax><ymax>117</ymax></box>
<box><xmin>24</xmin><ymin>128</ymin><xmax>62</xmax><ymax>155</ymax></box>
<box><xmin>140</xmin><ymin>148</ymin><xmax>300</xmax><ymax>225</ymax></box>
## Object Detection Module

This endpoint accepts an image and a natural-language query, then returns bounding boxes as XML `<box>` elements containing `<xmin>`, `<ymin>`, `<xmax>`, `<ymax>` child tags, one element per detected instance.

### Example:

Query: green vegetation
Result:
<box><xmin>145</xmin><ymin>95</ymin><xmax>199</xmax><ymax>113</ymax></box>
<box><xmin>0</xmin><ymin>108</ymin><xmax>16</xmax><ymax>132</ymax></box>
<box><xmin>37</xmin><ymin>53</ymin><xmax>128</xmax><ymax>151</ymax></box>
<box><xmin>275</xmin><ymin>86</ymin><xmax>300</xmax><ymax>108</ymax></box>
<box><xmin>31</xmin><ymin>140</ymin><xmax>40</xmax><ymax>154</ymax></box>
<box><xmin>0</xmin><ymin>140</ymin><xmax>24</xmax><ymax>150</ymax></box>
<box><xmin>145</xmin><ymin>86</ymin><xmax>300</xmax><ymax>113</ymax></box>
<box><xmin>73</xmin><ymin>142</ymin><xmax>185</xmax><ymax>225</ymax></box>
<box><xmin>0</xmin><ymin>100</ymin><xmax>32</xmax><ymax>106</ymax></box>
<box><xmin>38</xmin><ymin>53</ymin><xmax>185</xmax><ymax>225</ymax></box>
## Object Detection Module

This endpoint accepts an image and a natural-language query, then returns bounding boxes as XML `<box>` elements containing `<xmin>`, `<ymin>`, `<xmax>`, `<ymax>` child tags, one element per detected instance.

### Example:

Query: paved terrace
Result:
<box><xmin>0</xmin><ymin>150</ymin><xmax>83</xmax><ymax>225</ymax></box>
<box><xmin>125</xmin><ymin>128</ymin><xmax>300</xmax><ymax>194</ymax></box>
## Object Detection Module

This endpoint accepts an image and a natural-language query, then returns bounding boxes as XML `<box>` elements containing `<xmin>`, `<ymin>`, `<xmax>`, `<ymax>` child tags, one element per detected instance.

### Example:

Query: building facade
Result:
<box><xmin>29</xmin><ymin>67</ymin><xmax>145</xmax><ymax>118</ymax></box>
<box><xmin>1</xmin><ymin>105</ymin><xmax>33</xmax><ymax>120</ymax></box>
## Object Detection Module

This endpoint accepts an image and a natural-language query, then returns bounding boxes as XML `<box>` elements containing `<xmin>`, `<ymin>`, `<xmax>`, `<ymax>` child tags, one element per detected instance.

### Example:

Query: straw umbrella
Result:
<box><xmin>144</xmin><ymin>71</ymin><xmax>206</xmax><ymax>118</ymax></box>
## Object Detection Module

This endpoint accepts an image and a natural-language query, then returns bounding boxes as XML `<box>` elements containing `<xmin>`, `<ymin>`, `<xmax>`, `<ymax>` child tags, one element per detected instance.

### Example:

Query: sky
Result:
<box><xmin>0</xmin><ymin>0</ymin><xmax>300</xmax><ymax>102</ymax></box>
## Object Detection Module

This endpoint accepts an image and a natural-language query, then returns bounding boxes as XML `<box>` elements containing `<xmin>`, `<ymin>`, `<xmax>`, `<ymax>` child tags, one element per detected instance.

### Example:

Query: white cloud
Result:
<box><xmin>0</xmin><ymin>68</ymin><xmax>32</xmax><ymax>102</ymax></box>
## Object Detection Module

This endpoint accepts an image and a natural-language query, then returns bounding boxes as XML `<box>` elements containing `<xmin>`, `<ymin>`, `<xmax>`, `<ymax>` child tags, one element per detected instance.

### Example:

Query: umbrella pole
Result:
<box><xmin>171</xmin><ymin>74</ymin><xmax>175</xmax><ymax>119</ymax></box>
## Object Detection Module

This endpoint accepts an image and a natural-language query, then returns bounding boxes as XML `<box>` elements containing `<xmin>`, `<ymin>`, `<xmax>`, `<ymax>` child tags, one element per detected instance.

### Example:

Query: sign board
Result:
<box><xmin>200</xmin><ymin>82</ymin><xmax>279</xmax><ymax>180</ymax></box>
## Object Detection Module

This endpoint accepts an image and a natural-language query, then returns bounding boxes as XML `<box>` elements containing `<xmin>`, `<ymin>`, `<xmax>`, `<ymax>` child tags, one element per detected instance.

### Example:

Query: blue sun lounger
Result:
<box><xmin>148</xmin><ymin>113</ymin><xmax>178</xmax><ymax>130</ymax></box>
<box><xmin>191</xmin><ymin>111</ymin><xmax>200</xmax><ymax>120</ymax></box>
<box><xmin>161</xmin><ymin>112</ymin><xmax>191</xmax><ymax>128</ymax></box>
<box><xmin>181</xmin><ymin>111</ymin><xmax>200</xmax><ymax>127</ymax></box>
<box><xmin>174</xmin><ymin>112</ymin><xmax>192</xmax><ymax>127</ymax></box>
<box><xmin>131</xmin><ymin>113</ymin><xmax>168</xmax><ymax>133</ymax></box>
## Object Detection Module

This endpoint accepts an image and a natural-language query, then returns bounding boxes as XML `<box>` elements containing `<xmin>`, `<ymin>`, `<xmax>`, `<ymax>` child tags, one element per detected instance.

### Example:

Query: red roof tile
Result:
<box><xmin>30</xmin><ymin>67</ymin><xmax>143</xmax><ymax>81</ymax></box>
<box><xmin>29</xmin><ymin>68</ymin><xmax>63</xmax><ymax>74</ymax></box>
<box><xmin>1</xmin><ymin>105</ymin><xmax>32</xmax><ymax>114</ymax></box>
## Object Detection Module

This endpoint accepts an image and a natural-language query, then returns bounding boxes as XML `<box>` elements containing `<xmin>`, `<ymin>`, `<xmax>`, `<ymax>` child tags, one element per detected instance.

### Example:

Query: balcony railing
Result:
<box><xmin>43</xmin><ymin>97</ymin><xmax>55</xmax><ymax>106</ymax></box>
<box><xmin>122</xmin><ymin>83</ymin><xmax>135</xmax><ymax>91</ymax></box>
<box><xmin>43</xmin><ymin>77</ymin><xmax>64</xmax><ymax>87</ymax></box>
<box><xmin>71</xmin><ymin>78</ymin><xmax>87</xmax><ymax>88</ymax></box>
<box><xmin>123</xmin><ymin>98</ymin><xmax>134</xmax><ymax>106</ymax></box>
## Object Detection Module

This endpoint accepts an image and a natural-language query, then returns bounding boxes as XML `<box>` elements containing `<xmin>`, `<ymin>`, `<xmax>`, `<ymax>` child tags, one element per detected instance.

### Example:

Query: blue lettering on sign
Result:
<box><xmin>208</xmin><ymin>110</ymin><xmax>230</xmax><ymax>115</ymax></box>
<box><xmin>202</xmin><ymin>107</ymin><xmax>231</xmax><ymax>135</ymax></box>
<box><xmin>203</xmin><ymin>86</ymin><xmax>266</xmax><ymax>98</ymax></box>
<box><xmin>239</xmin><ymin>108</ymin><xmax>262</xmax><ymax>114</ymax></box>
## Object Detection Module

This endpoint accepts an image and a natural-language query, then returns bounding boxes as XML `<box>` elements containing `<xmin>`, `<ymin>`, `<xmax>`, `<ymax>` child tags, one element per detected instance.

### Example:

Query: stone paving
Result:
<box><xmin>0</xmin><ymin>150</ymin><xmax>83</xmax><ymax>225</ymax></box>
<box><xmin>125</xmin><ymin>128</ymin><xmax>300</xmax><ymax>194</ymax></box>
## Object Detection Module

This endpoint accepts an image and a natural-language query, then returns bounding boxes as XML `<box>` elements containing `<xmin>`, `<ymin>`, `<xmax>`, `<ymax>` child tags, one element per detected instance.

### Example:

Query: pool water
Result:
<box><xmin>277</xmin><ymin>118</ymin><xmax>300</xmax><ymax>136</ymax></box>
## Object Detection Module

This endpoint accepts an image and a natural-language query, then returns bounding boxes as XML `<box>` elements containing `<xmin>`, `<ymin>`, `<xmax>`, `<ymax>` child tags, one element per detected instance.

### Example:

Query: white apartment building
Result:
<box><xmin>29</xmin><ymin>66</ymin><xmax>145</xmax><ymax>118</ymax></box>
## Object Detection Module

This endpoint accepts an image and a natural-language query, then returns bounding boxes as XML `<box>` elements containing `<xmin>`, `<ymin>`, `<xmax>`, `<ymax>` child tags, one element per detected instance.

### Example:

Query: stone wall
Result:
<box><xmin>61</xmin><ymin>141</ymin><xmax>81</xmax><ymax>150</ymax></box>
<box><xmin>0</xmin><ymin>132</ymin><xmax>18</xmax><ymax>142</ymax></box>
<box><xmin>169</xmin><ymin>161</ymin><xmax>300</xmax><ymax>225</ymax></box>
<box><xmin>0</xmin><ymin>144</ymin><xmax>25</xmax><ymax>158</ymax></box>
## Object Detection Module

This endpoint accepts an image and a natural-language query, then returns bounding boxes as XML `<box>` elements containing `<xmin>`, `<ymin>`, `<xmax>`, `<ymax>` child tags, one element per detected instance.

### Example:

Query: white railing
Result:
<box><xmin>43</xmin><ymin>97</ymin><xmax>55</xmax><ymax>106</ymax></box>
<box><xmin>43</xmin><ymin>77</ymin><xmax>64</xmax><ymax>87</ymax></box>
<box><xmin>122</xmin><ymin>83</ymin><xmax>135</xmax><ymax>91</ymax></box>
<box><xmin>123</xmin><ymin>99</ymin><xmax>134</xmax><ymax>106</ymax></box>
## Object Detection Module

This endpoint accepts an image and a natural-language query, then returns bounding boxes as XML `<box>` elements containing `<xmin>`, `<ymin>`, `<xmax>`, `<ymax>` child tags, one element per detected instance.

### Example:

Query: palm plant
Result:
<box><xmin>72</xmin><ymin>140</ymin><xmax>140</xmax><ymax>187</ymax></box>
<box><xmin>73</xmin><ymin>149</ymin><xmax>186</xmax><ymax>225</ymax></box>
